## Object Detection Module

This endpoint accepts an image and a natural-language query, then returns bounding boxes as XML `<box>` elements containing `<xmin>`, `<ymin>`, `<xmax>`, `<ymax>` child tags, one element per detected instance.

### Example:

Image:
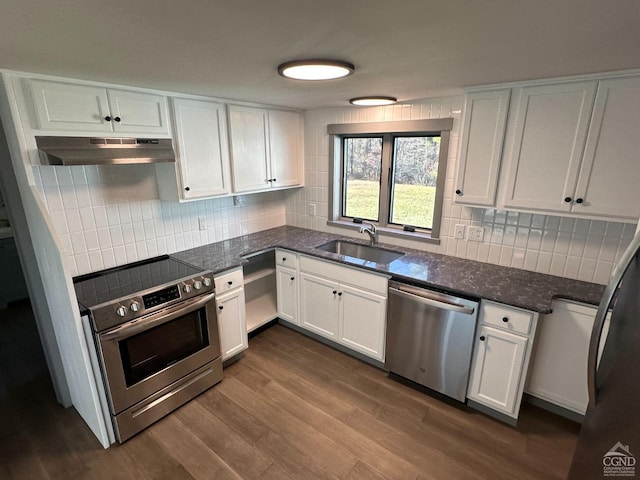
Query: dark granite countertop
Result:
<box><xmin>171</xmin><ymin>225</ymin><xmax>606</xmax><ymax>314</ymax></box>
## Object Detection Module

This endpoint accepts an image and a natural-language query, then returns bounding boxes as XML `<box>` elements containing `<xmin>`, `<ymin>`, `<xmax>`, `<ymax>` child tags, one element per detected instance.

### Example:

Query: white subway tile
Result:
<box><xmin>70</xmin><ymin>232</ymin><xmax>87</xmax><ymax>254</ymax></box>
<box><xmin>75</xmin><ymin>253</ymin><xmax>91</xmax><ymax>275</ymax></box>
<box><xmin>594</xmin><ymin>260</ymin><xmax>614</xmax><ymax>284</ymax></box>
<box><xmin>536</xmin><ymin>252</ymin><xmax>552</xmax><ymax>274</ymax></box>
<box><xmin>84</xmin><ymin>230</ymin><xmax>100</xmax><ymax>252</ymax></box>
<box><xmin>88</xmin><ymin>250</ymin><xmax>104</xmax><ymax>271</ymax></box>
<box><xmin>109</xmin><ymin>226</ymin><xmax>124</xmax><ymax>247</ymax></box>
<box><xmin>550</xmin><ymin>254</ymin><xmax>567</xmax><ymax>277</ymax></box>
<box><xmin>93</xmin><ymin>206</ymin><xmax>108</xmax><ymax>228</ymax></box>
<box><xmin>578</xmin><ymin>258</ymin><xmax>597</xmax><ymax>282</ymax></box>
<box><xmin>563</xmin><ymin>256</ymin><xmax>582</xmax><ymax>279</ymax></box>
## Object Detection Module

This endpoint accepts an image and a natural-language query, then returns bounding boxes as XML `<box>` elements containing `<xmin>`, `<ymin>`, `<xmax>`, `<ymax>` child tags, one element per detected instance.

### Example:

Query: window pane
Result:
<box><xmin>390</xmin><ymin>136</ymin><xmax>441</xmax><ymax>230</ymax></box>
<box><xmin>343</xmin><ymin>137</ymin><xmax>382</xmax><ymax>221</ymax></box>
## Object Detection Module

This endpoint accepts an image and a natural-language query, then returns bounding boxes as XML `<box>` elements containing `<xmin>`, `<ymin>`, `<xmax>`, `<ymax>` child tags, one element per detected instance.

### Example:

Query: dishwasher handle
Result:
<box><xmin>389</xmin><ymin>286</ymin><xmax>475</xmax><ymax>315</ymax></box>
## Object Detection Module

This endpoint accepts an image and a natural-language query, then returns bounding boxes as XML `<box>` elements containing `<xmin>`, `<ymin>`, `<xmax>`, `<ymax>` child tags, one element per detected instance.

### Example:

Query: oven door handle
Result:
<box><xmin>101</xmin><ymin>292</ymin><xmax>216</xmax><ymax>341</ymax></box>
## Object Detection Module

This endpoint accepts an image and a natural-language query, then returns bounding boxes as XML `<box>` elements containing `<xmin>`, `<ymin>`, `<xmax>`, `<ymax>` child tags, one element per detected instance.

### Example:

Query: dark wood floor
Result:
<box><xmin>0</xmin><ymin>304</ymin><xmax>580</xmax><ymax>479</ymax></box>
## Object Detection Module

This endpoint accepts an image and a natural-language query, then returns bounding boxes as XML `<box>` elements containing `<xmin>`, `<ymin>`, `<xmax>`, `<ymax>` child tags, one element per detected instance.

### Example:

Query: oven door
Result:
<box><xmin>97</xmin><ymin>292</ymin><xmax>220</xmax><ymax>414</ymax></box>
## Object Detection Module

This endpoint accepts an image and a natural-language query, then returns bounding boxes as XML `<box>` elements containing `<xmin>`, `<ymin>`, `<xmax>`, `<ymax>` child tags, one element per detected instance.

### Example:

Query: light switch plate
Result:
<box><xmin>309</xmin><ymin>203</ymin><xmax>317</xmax><ymax>217</ymax></box>
<box><xmin>198</xmin><ymin>217</ymin><xmax>206</xmax><ymax>231</ymax></box>
<box><xmin>469</xmin><ymin>226</ymin><xmax>484</xmax><ymax>242</ymax></box>
<box><xmin>454</xmin><ymin>224</ymin><xmax>466</xmax><ymax>239</ymax></box>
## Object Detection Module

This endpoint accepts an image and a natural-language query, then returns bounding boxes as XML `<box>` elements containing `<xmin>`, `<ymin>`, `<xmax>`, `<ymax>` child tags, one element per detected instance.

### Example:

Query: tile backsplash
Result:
<box><xmin>284</xmin><ymin>98</ymin><xmax>636</xmax><ymax>285</ymax></box>
<box><xmin>32</xmin><ymin>95</ymin><xmax>635</xmax><ymax>284</ymax></box>
<box><xmin>34</xmin><ymin>163</ymin><xmax>286</xmax><ymax>276</ymax></box>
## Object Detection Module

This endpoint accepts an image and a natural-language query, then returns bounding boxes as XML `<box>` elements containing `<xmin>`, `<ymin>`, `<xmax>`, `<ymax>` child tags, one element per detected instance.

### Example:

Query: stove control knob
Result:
<box><xmin>193</xmin><ymin>280</ymin><xmax>203</xmax><ymax>290</ymax></box>
<box><xmin>203</xmin><ymin>277</ymin><xmax>212</xmax><ymax>287</ymax></box>
<box><xmin>183</xmin><ymin>283</ymin><xmax>192</xmax><ymax>293</ymax></box>
<box><xmin>130</xmin><ymin>301</ymin><xmax>140</xmax><ymax>313</ymax></box>
<box><xmin>116</xmin><ymin>306</ymin><xmax>127</xmax><ymax>317</ymax></box>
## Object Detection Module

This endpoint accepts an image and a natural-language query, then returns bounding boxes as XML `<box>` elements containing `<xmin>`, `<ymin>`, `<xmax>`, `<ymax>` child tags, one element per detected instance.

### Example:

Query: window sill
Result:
<box><xmin>326</xmin><ymin>220</ymin><xmax>441</xmax><ymax>245</ymax></box>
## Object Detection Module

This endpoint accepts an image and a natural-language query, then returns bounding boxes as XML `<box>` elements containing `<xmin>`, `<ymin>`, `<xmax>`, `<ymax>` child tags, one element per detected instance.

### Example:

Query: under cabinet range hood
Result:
<box><xmin>35</xmin><ymin>136</ymin><xmax>175</xmax><ymax>166</ymax></box>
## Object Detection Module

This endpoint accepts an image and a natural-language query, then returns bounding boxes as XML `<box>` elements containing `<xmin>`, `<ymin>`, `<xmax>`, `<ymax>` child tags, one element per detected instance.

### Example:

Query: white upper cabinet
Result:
<box><xmin>268</xmin><ymin>109</ymin><xmax>303</xmax><ymax>188</ymax></box>
<box><xmin>502</xmin><ymin>81</ymin><xmax>597</xmax><ymax>212</ymax></box>
<box><xmin>29</xmin><ymin>79</ymin><xmax>170</xmax><ymax>136</ymax></box>
<box><xmin>162</xmin><ymin>98</ymin><xmax>231</xmax><ymax>200</ymax></box>
<box><xmin>228</xmin><ymin>106</ymin><xmax>271</xmax><ymax>192</ymax></box>
<box><xmin>228</xmin><ymin>105</ymin><xmax>303</xmax><ymax>193</ymax></box>
<box><xmin>572</xmin><ymin>76</ymin><xmax>640</xmax><ymax>220</ymax></box>
<box><xmin>455</xmin><ymin>89</ymin><xmax>510</xmax><ymax>207</ymax></box>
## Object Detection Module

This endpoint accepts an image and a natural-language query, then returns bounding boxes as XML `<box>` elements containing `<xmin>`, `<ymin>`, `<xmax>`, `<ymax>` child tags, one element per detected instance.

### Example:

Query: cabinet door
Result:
<box><xmin>455</xmin><ymin>90</ymin><xmax>510</xmax><ymax>207</ymax></box>
<box><xmin>526</xmin><ymin>300</ymin><xmax>611</xmax><ymax>415</ymax></box>
<box><xmin>172</xmin><ymin>98</ymin><xmax>231</xmax><ymax>199</ymax></box>
<box><xmin>269</xmin><ymin>110</ymin><xmax>302</xmax><ymax>188</ymax></box>
<box><xmin>339</xmin><ymin>284</ymin><xmax>386</xmax><ymax>361</ymax></box>
<box><xmin>299</xmin><ymin>272</ymin><xmax>339</xmax><ymax>339</ymax></box>
<box><xmin>572</xmin><ymin>76</ymin><xmax>640</xmax><ymax>220</ymax></box>
<box><xmin>29</xmin><ymin>79</ymin><xmax>112</xmax><ymax>132</ymax></box>
<box><xmin>468</xmin><ymin>325</ymin><xmax>527</xmax><ymax>415</ymax></box>
<box><xmin>276</xmin><ymin>266</ymin><xmax>298</xmax><ymax>324</ymax></box>
<box><xmin>108</xmin><ymin>90</ymin><xmax>170</xmax><ymax>135</ymax></box>
<box><xmin>502</xmin><ymin>82</ymin><xmax>597</xmax><ymax>212</ymax></box>
<box><xmin>228</xmin><ymin>106</ymin><xmax>270</xmax><ymax>193</ymax></box>
<box><xmin>215</xmin><ymin>288</ymin><xmax>248</xmax><ymax>361</ymax></box>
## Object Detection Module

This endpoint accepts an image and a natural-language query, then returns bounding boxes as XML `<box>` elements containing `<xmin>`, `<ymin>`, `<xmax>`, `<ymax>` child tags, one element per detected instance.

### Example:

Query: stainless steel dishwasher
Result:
<box><xmin>385</xmin><ymin>281</ymin><xmax>479</xmax><ymax>402</ymax></box>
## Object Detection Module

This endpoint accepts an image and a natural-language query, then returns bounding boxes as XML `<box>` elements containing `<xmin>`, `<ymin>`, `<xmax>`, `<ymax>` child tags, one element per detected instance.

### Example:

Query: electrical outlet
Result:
<box><xmin>454</xmin><ymin>224</ymin><xmax>466</xmax><ymax>239</ymax></box>
<box><xmin>309</xmin><ymin>203</ymin><xmax>317</xmax><ymax>217</ymax></box>
<box><xmin>198</xmin><ymin>217</ymin><xmax>206</xmax><ymax>231</ymax></box>
<box><xmin>469</xmin><ymin>226</ymin><xmax>484</xmax><ymax>242</ymax></box>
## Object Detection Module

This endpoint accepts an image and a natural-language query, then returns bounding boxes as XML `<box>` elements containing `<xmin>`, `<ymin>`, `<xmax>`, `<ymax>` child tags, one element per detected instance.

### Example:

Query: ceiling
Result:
<box><xmin>1</xmin><ymin>0</ymin><xmax>639</xmax><ymax>110</ymax></box>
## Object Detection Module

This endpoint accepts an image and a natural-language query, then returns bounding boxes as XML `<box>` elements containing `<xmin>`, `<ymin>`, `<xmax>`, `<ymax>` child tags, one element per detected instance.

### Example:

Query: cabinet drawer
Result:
<box><xmin>214</xmin><ymin>267</ymin><xmax>244</xmax><ymax>293</ymax></box>
<box><xmin>300</xmin><ymin>255</ymin><xmax>388</xmax><ymax>295</ymax></box>
<box><xmin>480</xmin><ymin>301</ymin><xmax>534</xmax><ymax>336</ymax></box>
<box><xmin>275</xmin><ymin>249</ymin><xmax>298</xmax><ymax>269</ymax></box>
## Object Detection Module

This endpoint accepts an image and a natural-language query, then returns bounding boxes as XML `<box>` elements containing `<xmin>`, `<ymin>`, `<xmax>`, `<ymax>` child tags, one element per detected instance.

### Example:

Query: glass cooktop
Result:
<box><xmin>73</xmin><ymin>255</ymin><xmax>204</xmax><ymax>310</ymax></box>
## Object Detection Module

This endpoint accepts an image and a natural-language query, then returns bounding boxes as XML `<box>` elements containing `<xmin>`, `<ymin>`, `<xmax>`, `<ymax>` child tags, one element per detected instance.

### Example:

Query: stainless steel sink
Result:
<box><xmin>316</xmin><ymin>240</ymin><xmax>404</xmax><ymax>264</ymax></box>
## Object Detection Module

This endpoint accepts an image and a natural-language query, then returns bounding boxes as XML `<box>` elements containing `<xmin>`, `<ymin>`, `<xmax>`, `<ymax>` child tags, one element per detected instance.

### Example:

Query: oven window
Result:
<box><xmin>119</xmin><ymin>308</ymin><xmax>209</xmax><ymax>387</ymax></box>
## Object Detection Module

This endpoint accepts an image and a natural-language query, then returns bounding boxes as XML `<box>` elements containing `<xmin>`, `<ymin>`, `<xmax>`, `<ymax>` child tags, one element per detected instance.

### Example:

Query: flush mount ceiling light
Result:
<box><xmin>277</xmin><ymin>60</ymin><xmax>354</xmax><ymax>81</ymax></box>
<box><xmin>349</xmin><ymin>96</ymin><xmax>398</xmax><ymax>106</ymax></box>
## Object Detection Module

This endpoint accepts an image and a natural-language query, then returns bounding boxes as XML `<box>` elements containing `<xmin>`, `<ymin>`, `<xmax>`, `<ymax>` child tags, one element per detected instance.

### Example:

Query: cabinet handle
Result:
<box><xmin>290</xmin><ymin>276</ymin><xmax>295</xmax><ymax>281</ymax></box>
<box><xmin>455</xmin><ymin>189</ymin><xmax>462</xmax><ymax>195</ymax></box>
<box><xmin>479</xmin><ymin>336</ymin><xmax>486</xmax><ymax>341</ymax></box>
<box><xmin>332</xmin><ymin>290</ymin><xmax>337</xmax><ymax>295</ymax></box>
<box><xmin>282</xmin><ymin>257</ymin><xmax>286</xmax><ymax>262</ymax></box>
<box><xmin>338</xmin><ymin>292</ymin><xmax>343</xmax><ymax>297</ymax></box>
<box><xmin>272</xmin><ymin>178</ymin><xmax>277</xmax><ymax>182</ymax></box>
<box><xmin>564</xmin><ymin>197</ymin><xmax>572</xmax><ymax>203</ymax></box>
<box><xmin>267</xmin><ymin>179</ymin><xmax>273</xmax><ymax>183</ymax></box>
<box><xmin>227</xmin><ymin>281</ymin><xmax>233</xmax><ymax>285</ymax></box>
<box><xmin>218</xmin><ymin>305</ymin><xmax>224</xmax><ymax>311</ymax></box>
<box><xmin>185</xmin><ymin>186</ymin><xmax>191</xmax><ymax>191</ymax></box>
<box><xmin>114</xmin><ymin>116</ymin><xmax>121</xmax><ymax>122</ymax></box>
<box><xmin>502</xmin><ymin>316</ymin><xmax>509</xmax><ymax>323</ymax></box>
<box><xmin>104</xmin><ymin>115</ymin><xmax>112</xmax><ymax>122</ymax></box>
<box><xmin>576</xmin><ymin>198</ymin><xmax>584</xmax><ymax>204</ymax></box>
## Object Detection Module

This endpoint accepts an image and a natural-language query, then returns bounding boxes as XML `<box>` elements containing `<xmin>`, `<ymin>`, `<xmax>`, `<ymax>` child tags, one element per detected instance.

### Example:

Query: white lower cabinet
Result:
<box><xmin>339</xmin><ymin>284</ymin><xmax>386</xmax><ymax>361</ymax></box>
<box><xmin>276</xmin><ymin>266</ymin><xmax>298</xmax><ymax>325</ymax></box>
<box><xmin>300</xmin><ymin>272</ymin><xmax>340</xmax><ymax>339</ymax></box>
<box><xmin>298</xmin><ymin>256</ymin><xmax>388</xmax><ymax>362</ymax></box>
<box><xmin>526</xmin><ymin>300</ymin><xmax>610</xmax><ymax>415</ymax></box>
<box><xmin>467</xmin><ymin>301</ymin><xmax>538</xmax><ymax>421</ymax></box>
<box><xmin>214</xmin><ymin>269</ymin><xmax>247</xmax><ymax>361</ymax></box>
<box><xmin>468</xmin><ymin>325</ymin><xmax>527</xmax><ymax>414</ymax></box>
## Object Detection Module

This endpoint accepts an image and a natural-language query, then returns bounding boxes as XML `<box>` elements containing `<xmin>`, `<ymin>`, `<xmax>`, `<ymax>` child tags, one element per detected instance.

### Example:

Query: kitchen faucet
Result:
<box><xmin>359</xmin><ymin>222</ymin><xmax>377</xmax><ymax>246</ymax></box>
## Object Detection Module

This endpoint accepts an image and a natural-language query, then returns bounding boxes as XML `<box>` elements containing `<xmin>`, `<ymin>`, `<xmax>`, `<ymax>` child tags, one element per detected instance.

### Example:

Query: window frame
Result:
<box><xmin>328</xmin><ymin>119</ymin><xmax>453</xmax><ymax>242</ymax></box>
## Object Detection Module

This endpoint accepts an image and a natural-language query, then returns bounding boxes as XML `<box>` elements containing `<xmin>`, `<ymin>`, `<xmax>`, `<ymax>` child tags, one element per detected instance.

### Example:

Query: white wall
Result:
<box><xmin>33</xmin><ymin>163</ymin><xmax>286</xmax><ymax>276</ymax></box>
<box><xmin>285</xmin><ymin>98</ymin><xmax>635</xmax><ymax>284</ymax></box>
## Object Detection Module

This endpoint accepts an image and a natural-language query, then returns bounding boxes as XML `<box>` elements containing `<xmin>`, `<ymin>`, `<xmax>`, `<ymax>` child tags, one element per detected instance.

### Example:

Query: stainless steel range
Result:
<box><xmin>74</xmin><ymin>255</ymin><xmax>222</xmax><ymax>443</ymax></box>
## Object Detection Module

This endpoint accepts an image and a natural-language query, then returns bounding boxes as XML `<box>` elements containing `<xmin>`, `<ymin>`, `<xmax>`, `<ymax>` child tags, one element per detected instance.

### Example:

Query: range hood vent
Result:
<box><xmin>35</xmin><ymin>136</ymin><xmax>175</xmax><ymax>166</ymax></box>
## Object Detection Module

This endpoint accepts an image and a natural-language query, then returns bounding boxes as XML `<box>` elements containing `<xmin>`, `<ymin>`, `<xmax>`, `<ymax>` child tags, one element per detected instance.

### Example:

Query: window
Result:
<box><xmin>329</xmin><ymin>119</ymin><xmax>452</xmax><ymax>240</ymax></box>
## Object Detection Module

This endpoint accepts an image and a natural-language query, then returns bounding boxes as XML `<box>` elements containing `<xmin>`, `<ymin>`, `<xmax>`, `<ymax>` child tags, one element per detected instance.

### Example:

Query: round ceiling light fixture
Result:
<box><xmin>349</xmin><ymin>96</ymin><xmax>398</xmax><ymax>106</ymax></box>
<box><xmin>277</xmin><ymin>60</ymin><xmax>355</xmax><ymax>81</ymax></box>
